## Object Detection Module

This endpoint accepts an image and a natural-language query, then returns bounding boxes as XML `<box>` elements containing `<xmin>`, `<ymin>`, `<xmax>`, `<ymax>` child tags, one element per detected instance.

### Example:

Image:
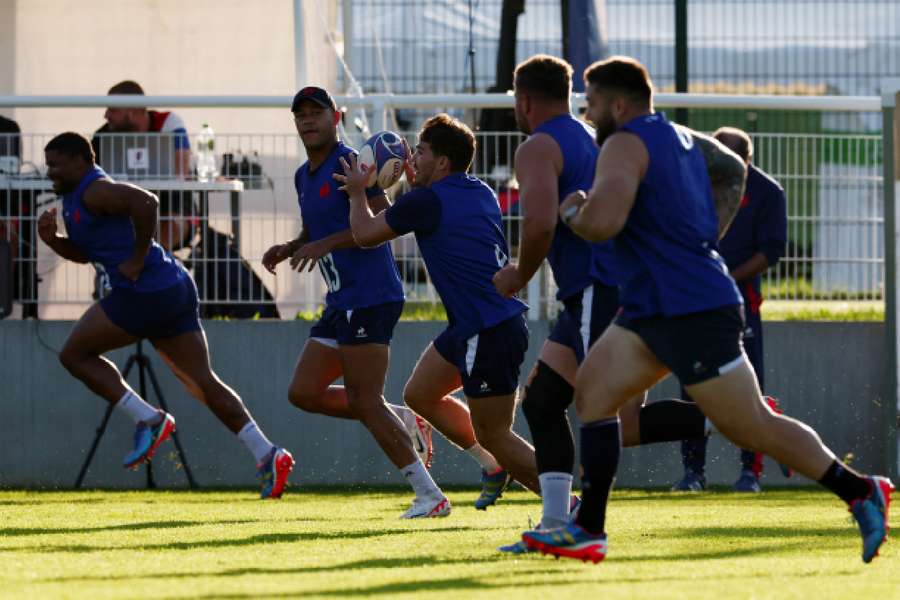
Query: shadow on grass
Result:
<box><xmin>41</xmin><ymin>554</ymin><xmax>509</xmax><ymax>583</ymax></box>
<box><xmin>668</xmin><ymin>525</ymin><xmax>854</xmax><ymax>540</ymax></box>
<box><xmin>0</xmin><ymin>518</ymin><xmax>287</xmax><ymax>537</ymax></box>
<box><xmin>0</xmin><ymin>525</ymin><xmax>481</xmax><ymax>554</ymax></box>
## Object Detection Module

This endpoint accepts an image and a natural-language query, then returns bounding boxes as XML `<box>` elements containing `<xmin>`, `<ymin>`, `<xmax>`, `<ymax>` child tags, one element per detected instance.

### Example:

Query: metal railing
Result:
<box><xmin>343</xmin><ymin>0</ymin><xmax>900</xmax><ymax>97</ymax></box>
<box><xmin>0</xmin><ymin>92</ymin><xmax>887</xmax><ymax>318</ymax></box>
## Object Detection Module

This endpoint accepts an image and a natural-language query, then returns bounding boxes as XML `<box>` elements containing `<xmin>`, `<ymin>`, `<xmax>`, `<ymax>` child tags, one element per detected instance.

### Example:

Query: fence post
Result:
<box><xmin>882</xmin><ymin>78</ymin><xmax>899</xmax><ymax>479</ymax></box>
<box><xmin>674</xmin><ymin>0</ymin><xmax>689</xmax><ymax>126</ymax></box>
<box><xmin>371</xmin><ymin>94</ymin><xmax>388</xmax><ymax>133</ymax></box>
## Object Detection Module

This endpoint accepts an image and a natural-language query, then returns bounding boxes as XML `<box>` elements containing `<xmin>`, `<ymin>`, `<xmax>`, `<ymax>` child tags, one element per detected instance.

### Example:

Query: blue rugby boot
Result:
<box><xmin>522</xmin><ymin>522</ymin><xmax>608</xmax><ymax>563</ymax></box>
<box><xmin>475</xmin><ymin>469</ymin><xmax>512</xmax><ymax>510</ymax></box>
<box><xmin>123</xmin><ymin>412</ymin><xmax>175</xmax><ymax>470</ymax></box>
<box><xmin>850</xmin><ymin>476</ymin><xmax>894</xmax><ymax>563</ymax></box>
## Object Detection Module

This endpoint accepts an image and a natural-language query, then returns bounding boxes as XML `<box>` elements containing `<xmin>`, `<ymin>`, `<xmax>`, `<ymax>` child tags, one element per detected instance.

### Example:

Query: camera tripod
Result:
<box><xmin>74</xmin><ymin>340</ymin><xmax>197</xmax><ymax>489</ymax></box>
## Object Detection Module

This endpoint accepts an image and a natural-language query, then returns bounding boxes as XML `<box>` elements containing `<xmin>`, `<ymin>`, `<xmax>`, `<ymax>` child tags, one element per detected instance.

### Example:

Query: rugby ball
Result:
<box><xmin>358</xmin><ymin>131</ymin><xmax>407</xmax><ymax>189</ymax></box>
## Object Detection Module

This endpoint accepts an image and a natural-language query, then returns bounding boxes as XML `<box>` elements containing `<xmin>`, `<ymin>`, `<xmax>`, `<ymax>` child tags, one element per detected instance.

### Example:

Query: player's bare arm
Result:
<box><xmin>289</xmin><ymin>192</ymin><xmax>392</xmax><ymax>272</ymax></box>
<box><xmin>336</xmin><ymin>155</ymin><xmax>398</xmax><ymax>248</ymax></box>
<box><xmin>83</xmin><ymin>179</ymin><xmax>159</xmax><ymax>281</ymax></box>
<box><xmin>493</xmin><ymin>134</ymin><xmax>561</xmax><ymax>298</ymax></box>
<box><xmin>37</xmin><ymin>207</ymin><xmax>90</xmax><ymax>263</ymax></box>
<box><xmin>561</xmin><ymin>132</ymin><xmax>646</xmax><ymax>242</ymax></box>
<box><xmin>688</xmin><ymin>129</ymin><xmax>748</xmax><ymax>238</ymax></box>
<box><xmin>263</xmin><ymin>227</ymin><xmax>309</xmax><ymax>274</ymax></box>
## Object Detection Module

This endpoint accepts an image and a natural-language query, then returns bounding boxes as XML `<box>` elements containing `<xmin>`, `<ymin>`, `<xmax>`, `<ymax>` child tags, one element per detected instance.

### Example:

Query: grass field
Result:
<box><xmin>0</xmin><ymin>488</ymin><xmax>896</xmax><ymax>599</ymax></box>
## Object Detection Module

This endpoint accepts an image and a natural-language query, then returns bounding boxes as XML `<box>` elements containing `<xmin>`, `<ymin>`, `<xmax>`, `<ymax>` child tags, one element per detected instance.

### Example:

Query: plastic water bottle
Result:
<box><xmin>196</xmin><ymin>123</ymin><xmax>217</xmax><ymax>181</ymax></box>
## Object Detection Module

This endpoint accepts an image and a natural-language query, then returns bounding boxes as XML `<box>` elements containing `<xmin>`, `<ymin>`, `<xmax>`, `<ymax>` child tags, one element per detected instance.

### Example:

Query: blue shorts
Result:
<box><xmin>742</xmin><ymin>311</ymin><xmax>764</xmax><ymax>390</ymax></box>
<box><xmin>309</xmin><ymin>301</ymin><xmax>403</xmax><ymax>346</ymax></box>
<box><xmin>615</xmin><ymin>304</ymin><xmax>745</xmax><ymax>386</ymax></box>
<box><xmin>100</xmin><ymin>274</ymin><xmax>201</xmax><ymax>340</ymax></box>
<box><xmin>548</xmin><ymin>282</ymin><xmax>619</xmax><ymax>364</ymax></box>
<box><xmin>434</xmin><ymin>314</ymin><xmax>529</xmax><ymax>399</ymax></box>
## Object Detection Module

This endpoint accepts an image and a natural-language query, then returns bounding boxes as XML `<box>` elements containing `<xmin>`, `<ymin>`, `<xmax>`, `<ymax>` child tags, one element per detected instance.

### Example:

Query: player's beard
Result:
<box><xmin>514</xmin><ymin>106</ymin><xmax>531</xmax><ymax>135</ymax></box>
<box><xmin>594</xmin><ymin>115</ymin><xmax>617</xmax><ymax>148</ymax></box>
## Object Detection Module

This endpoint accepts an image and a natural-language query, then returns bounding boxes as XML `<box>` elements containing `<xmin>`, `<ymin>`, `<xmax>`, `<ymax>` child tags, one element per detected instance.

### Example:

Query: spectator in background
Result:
<box><xmin>0</xmin><ymin>114</ymin><xmax>21</xmax><ymax>160</ymax></box>
<box><xmin>672</xmin><ymin>126</ymin><xmax>788</xmax><ymax>493</ymax></box>
<box><xmin>157</xmin><ymin>194</ymin><xmax>280</xmax><ymax>320</ymax></box>
<box><xmin>91</xmin><ymin>80</ymin><xmax>191</xmax><ymax>178</ymax></box>
<box><xmin>0</xmin><ymin>114</ymin><xmax>37</xmax><ymax>318</ymax></box>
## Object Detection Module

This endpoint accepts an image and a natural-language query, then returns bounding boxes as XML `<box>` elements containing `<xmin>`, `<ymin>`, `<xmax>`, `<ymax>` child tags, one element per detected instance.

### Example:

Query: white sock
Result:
<box><xmin>465</xmin><ymin>443</ymin><xmax>502</xmax><ymax>473</ymax></box>
<box><xmin>401</xmin><ymin>460</ymin><xmax>443</xmax><ymax>500</ymax></box>
<box><xmin>237</xmin><ymin>421</ymin><xmax>276</xmax><ymax>463</ymax></box>
<box><xmin>539</xmin><ymin>472</ymin><xmax>574</xmax><ymax>529</ymax></box>
<box><xmin>115</xmin><ymin>390</ymin><xmax>161</xmax><ymax>424</ymax></box>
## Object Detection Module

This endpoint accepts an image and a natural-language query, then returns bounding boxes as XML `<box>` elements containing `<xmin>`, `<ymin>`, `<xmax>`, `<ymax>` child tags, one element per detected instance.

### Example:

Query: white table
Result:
<box><xmin>0</xmin><ymin>176</ymin><xmax>245</xmax><ymax>243</ymax></box>
<box><xmin>0</xmin><ymin>177</ymin><xmax>245</xmax><ymax>315</ymax></box>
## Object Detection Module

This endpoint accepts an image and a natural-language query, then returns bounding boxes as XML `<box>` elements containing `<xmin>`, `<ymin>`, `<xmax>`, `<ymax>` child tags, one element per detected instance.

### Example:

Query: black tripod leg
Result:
<box><xmin>74</xmin><ymin>354</ymin><xmax>138</xmax><ymax>488</ymax></box>
<box><xmin>144</xmin><ymin>356</ymin><xmax>198</xmax><ymax>489</ymax></box>
<box><xmin>136</xmin><ymin>355</ymin><xmax>157</xmax><ymax>490</ymax></box>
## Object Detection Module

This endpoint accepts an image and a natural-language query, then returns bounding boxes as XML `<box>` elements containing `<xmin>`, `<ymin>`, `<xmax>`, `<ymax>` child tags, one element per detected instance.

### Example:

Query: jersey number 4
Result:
<box><xmin>318</xmin><ymin>253</ymin><xmax>342</xmax><ymax>293</ymax></box>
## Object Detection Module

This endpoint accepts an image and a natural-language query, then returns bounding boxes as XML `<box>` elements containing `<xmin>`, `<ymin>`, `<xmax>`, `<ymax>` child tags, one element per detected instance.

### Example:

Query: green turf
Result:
<box><xmin>0</xmin><ymin>488</ymin><xmax>895</xmax><ymax>599</ymax></box>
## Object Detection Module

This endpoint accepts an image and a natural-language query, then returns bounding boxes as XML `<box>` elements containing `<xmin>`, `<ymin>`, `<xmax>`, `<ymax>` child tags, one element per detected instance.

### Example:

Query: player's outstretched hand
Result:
<box><xmin>333</xmin><ymin>154</ymin><xmax>371</xmax><ymax>198</ymax></box>
<box><xmin>493</xmin><ymin>263</ymin><xmax>524</xmax><ymax>298</ymax></box>
<box><xmin>262</xmin><ymin>243</ymin><xmax>291</xmax><ymax>274</ymax></box>
<box><xmin>290</xmin><ymin>240</ymin><xmax>329</xmax><ymax>273</ymax></box>
<box><xmin>37</xmin><ymin>208</ymin><xmax>58</xmax><ymax>245</ymax></box>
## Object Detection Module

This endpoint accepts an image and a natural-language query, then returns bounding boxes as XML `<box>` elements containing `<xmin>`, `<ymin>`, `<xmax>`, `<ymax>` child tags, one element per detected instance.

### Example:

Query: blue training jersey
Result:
<box><xmin>295</xmin><ymin>141</ymin><xmax>405</xmax><ymax>310</ymax></box>
<box><xmin>718</xmin><ymin>164</ymin><xmax>787</xmax><ymax>316</ymax></box>
<box><xmin>62</xmin><ymin>166</ymin><xmax>186</xmax><ymax>292</ymax></box>
<box><xmin>533</xmin><ymin>114</ymin><xmax>617</xmax><ymax>298</ymax></box>
<box><xmin>385</xmin><ymin>172</ymin><xmax>527</xmax><ymax>340</ymax></box>
<box><xmin>615</xmin><ymin>113</ymin><xmax>742</xmax><ymax>318</ymax></box>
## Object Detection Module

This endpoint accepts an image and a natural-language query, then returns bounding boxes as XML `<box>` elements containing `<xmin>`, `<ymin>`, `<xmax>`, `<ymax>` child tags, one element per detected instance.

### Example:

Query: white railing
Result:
<box><xmin>0</xmin><ymin>93</ymin><xmax>888</xmax><ymax>319</ymax></box>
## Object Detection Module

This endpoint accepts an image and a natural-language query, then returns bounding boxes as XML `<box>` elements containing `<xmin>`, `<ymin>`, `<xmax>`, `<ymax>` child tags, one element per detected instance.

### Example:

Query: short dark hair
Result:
<box><xmin>45</xmin><ymin>132</ymin><xmax>95</xmax><ymax>164</ymax></box>
<box><xmin>107</xmin><ymin>80</ymin><xmax>145</xmax><ymax>95</ymax></box>
<box><xmin>514</xmin><ymin>54</ymin><xmax>572</xmax><ymax>101</ymax></box>
<box><xmin>584</xmin><ymin>56</ymin><xmax>653</xmax><ymax>105</ymax></box>
<box><xmin>713</xmin><ymin>126</ymin><xmax>753</xmax><ymax>161</ymax></box>
<box><xmin>419</xmin><ymin>113</ymin><xmax>476</xmax><ymax>172</ymax></box>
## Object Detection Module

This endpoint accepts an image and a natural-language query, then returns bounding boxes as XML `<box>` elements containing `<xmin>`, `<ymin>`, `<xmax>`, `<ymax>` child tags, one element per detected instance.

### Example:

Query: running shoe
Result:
<box><xmin>850</xmin><ymin>476</ymin><xmax>894</xmax><ymax>563</ymax></box>
<box><xmin>475</xmin><ymin>469</ymin><xmax>512</xmax><ymax>510</ymax></box>
<box><xmin>733</xmin><ymin>469</ymin><xmax>762</xmax><ymax>493</ymax></box>
<box><xmin>258</xmin><ymin>447</ymin><xmax>295</xmax><ymax>499</ymax></box>
<box><xmin>522</xmin><ymin>522</ymin><xmax>608</xmax><ymax>563</ymax></box>
<box><xmin>123</xmin><ymin>412</ymin><xmax>175</xmax><ymax>469</ymax></box>
<box><xmin>671</xmin><ymin>470</ymin><xmax>707</xmax><ymax>492</ymax></box>
<box><xmin>401</xmin><ymin>495</ymin><xmax>451</xmax><ymax>519</ymax></box>
<box><xmin>400</xmin><ymin>408</ymin><xmax>434</xmax><ymax>469</ymax></box>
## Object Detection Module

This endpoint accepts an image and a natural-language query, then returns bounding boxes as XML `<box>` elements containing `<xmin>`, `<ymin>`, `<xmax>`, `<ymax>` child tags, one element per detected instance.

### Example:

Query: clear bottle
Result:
<box><xmin>196</xmin><ymin>123</ymin><xmax>217</xmax><ymax>181</ymax></box>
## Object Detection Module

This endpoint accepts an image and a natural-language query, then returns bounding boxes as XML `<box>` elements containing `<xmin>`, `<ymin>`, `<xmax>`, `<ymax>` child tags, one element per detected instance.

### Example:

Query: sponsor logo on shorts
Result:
<box><xmin>356</xmin><ymin>326</ymin><xmax>367</xmax><ymax>338</ymax></box>
<box><xmin>479</xmin><ymin>381</ymin><xmax>491</xmax><ymax>393</ymax></box>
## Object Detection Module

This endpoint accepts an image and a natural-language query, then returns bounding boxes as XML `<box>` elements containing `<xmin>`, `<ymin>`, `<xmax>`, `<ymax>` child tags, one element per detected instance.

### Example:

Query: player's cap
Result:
<box><xmin>292</xmin><ymin>87</ymin><xmax>337</xmax><ymax>112</ymax></box>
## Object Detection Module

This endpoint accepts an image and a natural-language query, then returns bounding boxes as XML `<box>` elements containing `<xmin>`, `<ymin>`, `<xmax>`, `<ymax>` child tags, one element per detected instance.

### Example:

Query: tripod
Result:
<box><xmin>74</xmin><ymin>340</ymin><xmax>197</xmax><ymax>489</ymax></box>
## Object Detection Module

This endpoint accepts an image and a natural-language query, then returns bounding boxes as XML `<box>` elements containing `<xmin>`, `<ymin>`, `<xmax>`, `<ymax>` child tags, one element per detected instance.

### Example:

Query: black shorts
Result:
<box><xmin>615</xmin><ymin>305</ymin><xmax>745</xmax><ymax>386</ymax></box>
<box><xmin>434</xmin><ymin>314</ymin><xmax>529</xmax><ymax>399</ymax></box>
<box><xmin>309</xmin><ymin>301</ymin><xmax>403</xmax><ymax>347</ymax></box>
<box><xmin>548</xmin><ymin>282</ymin><xmax>619</xmax><ymax>364</ymax></box>
<box><xmin>100</xmin><ymin>275</ymin><xmax>201</xmax><ymax>340</ymax></box>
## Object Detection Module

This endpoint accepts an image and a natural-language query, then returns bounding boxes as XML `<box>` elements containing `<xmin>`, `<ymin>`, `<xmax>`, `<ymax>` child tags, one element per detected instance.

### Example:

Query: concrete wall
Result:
<box><xmin>4</xmin><ymin>0</ymin><xmax>337</xmax><ymax>136</ymax></box>
<box><xmin>0</xmin><ymin>319</ymin><xmax>889</xmax><ymax>489</ymax></box>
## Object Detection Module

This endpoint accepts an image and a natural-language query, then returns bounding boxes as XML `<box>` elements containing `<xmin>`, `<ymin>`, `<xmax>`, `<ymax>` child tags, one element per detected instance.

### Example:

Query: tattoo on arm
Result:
<box><xmin>690</xmin><ymin>129</ymin><xmax>748</xmax><ymax>238</ymax></box>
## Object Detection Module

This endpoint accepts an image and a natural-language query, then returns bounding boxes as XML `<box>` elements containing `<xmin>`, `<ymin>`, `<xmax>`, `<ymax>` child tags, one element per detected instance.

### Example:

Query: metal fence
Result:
<box><xmin>344</xmin><ymin>0</ymin><xmax>900</xmax><ymax>98</ymax></box>
<box><xmin>0</xmin><ymin>94</ymin><xmax>887</xmax><ymax>319</ymax></box>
